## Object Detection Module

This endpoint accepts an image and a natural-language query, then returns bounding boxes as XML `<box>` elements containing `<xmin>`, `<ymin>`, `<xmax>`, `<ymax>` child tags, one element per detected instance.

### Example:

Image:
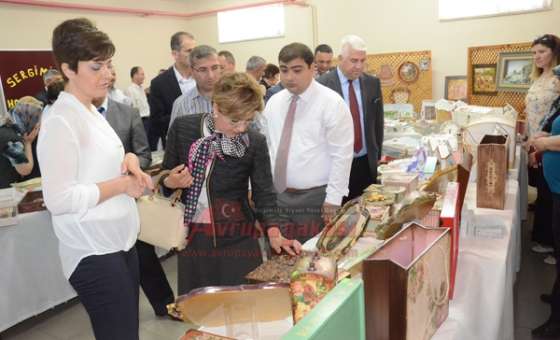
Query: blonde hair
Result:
<box><xmin>212</xmin><ymin>72</ymin><xmax>263</xmax><ymax>120</ymax></box>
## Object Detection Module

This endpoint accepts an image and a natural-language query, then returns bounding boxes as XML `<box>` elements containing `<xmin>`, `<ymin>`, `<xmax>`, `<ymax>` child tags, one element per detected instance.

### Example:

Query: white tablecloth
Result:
<box><xmin>0</xmin><ymin>211</ymin><xmax>76</xmax><ymax>331</ymax></box>
<box><xmin>433</xmin><ymin>179</ymin><xmax>520</xmax><ymax>340</ymax></box>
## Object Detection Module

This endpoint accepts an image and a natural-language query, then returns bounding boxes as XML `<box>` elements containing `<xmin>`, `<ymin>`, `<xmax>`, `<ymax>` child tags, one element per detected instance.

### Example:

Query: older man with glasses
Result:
<box><xmin>168</xmin><ymin>45</ymin><xmax>221</xmax><ymax>129</ymax></box>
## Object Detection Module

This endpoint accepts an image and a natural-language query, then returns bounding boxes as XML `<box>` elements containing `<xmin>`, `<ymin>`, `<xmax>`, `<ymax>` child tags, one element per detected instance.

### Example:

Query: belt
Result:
<box><xmin>284</xmin><ymin>185</ymin><xmax>326</xmax><ymax>193</ymax></box>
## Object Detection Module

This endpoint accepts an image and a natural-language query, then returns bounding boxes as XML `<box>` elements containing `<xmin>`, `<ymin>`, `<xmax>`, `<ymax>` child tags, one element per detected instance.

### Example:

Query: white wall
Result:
<box><xmin>1</xmin><ymin>0</ymin><xmax>559</xmax><ymax>98</ymax></box>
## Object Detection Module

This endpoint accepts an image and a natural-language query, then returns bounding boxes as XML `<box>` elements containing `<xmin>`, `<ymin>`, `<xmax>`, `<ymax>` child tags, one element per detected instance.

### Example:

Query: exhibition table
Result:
<box><xmin>433</xmin><ymin>179</ymin><xmax>520</xmax><ymax>340</ymax></box>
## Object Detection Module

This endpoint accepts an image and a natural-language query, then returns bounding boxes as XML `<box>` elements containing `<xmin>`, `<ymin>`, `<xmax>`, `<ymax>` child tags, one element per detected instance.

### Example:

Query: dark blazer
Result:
<box><xmin>105</xmin><ymin>99</ymin><xmax>152</xmax><ymax>169</ymax></box>
<box><xmin>317</xmin><ymin>70</ymin><xmax>384</xmax><ymax>174</ymax></box>
<box><xmin>162</xmin><ymin>114</ymin><xmax>279</xmax><ymax>246</ymax></box>
<box><xmin>34</xmin><ymin>88</ymin><xmax>48</xmax><ymax>107</ymax></box>
<box><xmin>147</xmin><ymin>67</ymin><xmax>182</xmax><ymax>126</ymax></box>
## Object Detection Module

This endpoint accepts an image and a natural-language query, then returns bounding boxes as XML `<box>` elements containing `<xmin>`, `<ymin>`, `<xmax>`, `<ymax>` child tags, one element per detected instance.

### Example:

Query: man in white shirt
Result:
<box><xmin>108</xmin><ymin>68</ymin><xmax>132</xmax><ymax>106</ymax></box>
<box><xmin>169</xmin><ymin>45</ymin><xmax>220</xmax><ymax>128</ymax></box>
<box><xmin>125</xmin><ymin>66</ymin><xmax>150</xmax><ymax>135</ymax></box>
<box><xmin>148</xmin><ymin>31</ymin><xmax>196</xmax><ymax>150</ymax></box>
<box><xmin>263</xmin><ymin>42</ymin><xmax>354</xmax><ymax>243</ymax></box>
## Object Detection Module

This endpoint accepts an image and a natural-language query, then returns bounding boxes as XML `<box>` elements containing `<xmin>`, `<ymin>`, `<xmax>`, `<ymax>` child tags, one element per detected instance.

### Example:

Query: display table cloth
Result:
<box><xmin>0</xmin><ymin>211</ymin><xmax>76</xmax><ymax>331</ymax></box>
<box><xmin>433</xmin><ymin>178</ymin><xmax>520</xmax><ymax>340</ymax></box>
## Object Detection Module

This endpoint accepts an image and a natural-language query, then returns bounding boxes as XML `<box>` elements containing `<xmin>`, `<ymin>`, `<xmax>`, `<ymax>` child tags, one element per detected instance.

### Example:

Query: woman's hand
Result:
<box><xmin>532</xmin><ymin>136</ymin><xmax>550</xmax><ymax>153</ymax></box>
<box><xmin>122</xmin><ymin>153</ymin><xmax>153</xmax><ymax>190</ymax></box>
<box><xmin>164</xmin><ymin>164</ymin><xmax>194</xmax><ymax>189</ymax></box>
<box><xmin>268</xmin><ymin>227</ymin><xmax>302</xmax><ymax>256</ymax></box>
<box><xmin>23</xmin><ymin>124</ymin><xmax>40</xmax><ymax>144</ymax></box>
<box><xmin>123</xmin><ymin>175</ymin><xmax>145</xmax><ymax>198</ymax></box>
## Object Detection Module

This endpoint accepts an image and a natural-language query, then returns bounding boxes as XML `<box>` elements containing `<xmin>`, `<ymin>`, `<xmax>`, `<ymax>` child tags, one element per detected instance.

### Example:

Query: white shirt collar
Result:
<box><xmin>173</xmin><ymin>65</ymin><xmax>191</xmax><ymax>83</ymax></box>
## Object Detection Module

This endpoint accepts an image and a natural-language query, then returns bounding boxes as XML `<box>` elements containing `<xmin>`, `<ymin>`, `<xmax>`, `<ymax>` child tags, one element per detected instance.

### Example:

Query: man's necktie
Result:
<box><xmin>274</xmin><ymin>95</ymin><xmax>298</xmax><ymax>193</ymax></box>
<box><xmin>348</xmin><ymin>79</ymin><xmax>363</xmax><ymax>153</ymax></box>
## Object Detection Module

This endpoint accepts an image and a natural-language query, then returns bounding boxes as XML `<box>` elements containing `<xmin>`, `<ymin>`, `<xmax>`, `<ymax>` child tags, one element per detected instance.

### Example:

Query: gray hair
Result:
<box><xmin>339</xmin><ymin>35</ymin><xmax>367</xmax><ymax>57</ymax></box>
<box><xmin>189</xmin><ymin>45</ymin><xmax>218</xmax><ymax>67</ymax></box>
<box><xmin>43</xmin><ymin>68</ymin><xmax>60</xmax><ymax>82</ymax></box>
<box><xmin>246</xmin><ymin>56</ymin><xmax>266</xmax><ymax>71</ymax></box>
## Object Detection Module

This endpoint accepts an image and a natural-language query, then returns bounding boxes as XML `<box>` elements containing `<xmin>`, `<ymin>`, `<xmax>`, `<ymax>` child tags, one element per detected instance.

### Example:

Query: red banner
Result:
<box><xmin>0</xmin><ymin>50</ymin><xmax>57</xmax><ymax>112</ymax></box>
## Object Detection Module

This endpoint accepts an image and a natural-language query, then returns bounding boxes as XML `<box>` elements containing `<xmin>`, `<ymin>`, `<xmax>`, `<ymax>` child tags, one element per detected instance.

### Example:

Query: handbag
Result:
<box><xmin>137</xmin><ymin>171</ymin><xmax>188</xmax><ymax>251</ymax></box>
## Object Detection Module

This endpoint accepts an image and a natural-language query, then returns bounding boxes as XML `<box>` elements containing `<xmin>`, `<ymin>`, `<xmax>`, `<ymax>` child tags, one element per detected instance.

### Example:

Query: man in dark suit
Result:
<box><xmin>93</xmin><ymin>96</ymin><xmax>175</xmax><ymax>319</ymax></box>
<box><xmin>34</xmin><ymin>69</ymin><xmax>62</xmax><ymax>106</ymax></box>
<box><xmin>318</xmin><ymin>34</ymin><xmax>384</xmax><ymax>202</ymax></box>
<box><xmin>148</xmin><ymin>31</ymin><xmax>196</xmax><ymax>150</ymax></box>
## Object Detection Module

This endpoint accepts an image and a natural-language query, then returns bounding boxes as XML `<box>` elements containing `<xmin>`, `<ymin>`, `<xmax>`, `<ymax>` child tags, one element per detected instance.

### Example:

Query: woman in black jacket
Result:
<box><xmin>161</xmin><ymin>72</ymin><xmax>301</xmax><ymax>294</ymax></box>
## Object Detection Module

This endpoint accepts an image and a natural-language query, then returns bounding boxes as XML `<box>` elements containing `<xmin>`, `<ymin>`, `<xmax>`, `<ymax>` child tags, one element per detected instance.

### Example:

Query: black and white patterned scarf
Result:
<box><xmin>183</xmin><ymin>113</ymin><xmax>250</xmax><ymax>225</ymax></box>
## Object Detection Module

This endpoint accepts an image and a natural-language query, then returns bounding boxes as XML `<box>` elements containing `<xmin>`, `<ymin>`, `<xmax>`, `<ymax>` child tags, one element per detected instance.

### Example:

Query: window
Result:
<box><xmin>217</xmin><ymin>4</ymin><xmax>285</xmax><ymax>43</ymax></box>
<box><xmin>439</xmin><ymin>0</ymin><xmax>552</xmax><ymax>20</ymax></box>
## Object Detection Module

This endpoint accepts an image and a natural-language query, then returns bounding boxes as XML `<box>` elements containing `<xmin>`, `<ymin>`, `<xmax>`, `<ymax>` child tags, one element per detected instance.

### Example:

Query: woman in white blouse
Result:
<box><xmin>38</xmin><ymin>18</ymin><xmax>152</xmax><ymax>340</ymax></box>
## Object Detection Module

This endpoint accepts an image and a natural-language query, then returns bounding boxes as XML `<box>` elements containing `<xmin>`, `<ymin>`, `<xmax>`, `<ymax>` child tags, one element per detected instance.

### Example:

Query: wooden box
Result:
<box><xmin>363</xmin><ymin>223</ymin><xmax>450</xmax><ymax>340</ymax></box>
<box><xmin>17</xmin><ymin>191</ymin><xmax>46</xmax><ymax>214</ymax></box>
<box><xmin>440</xmin><ymin>182</ymin><xmax>461</xmax><ymax>299</ymax></box>
<box><xmin>476</xmin><ymin>135</ymin><xmax>509</xmax><ymax>209</ymax></box>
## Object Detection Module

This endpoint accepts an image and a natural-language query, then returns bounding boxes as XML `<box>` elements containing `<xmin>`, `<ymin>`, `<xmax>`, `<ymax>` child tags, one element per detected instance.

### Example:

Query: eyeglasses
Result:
<box><xmin>192</xmin><ymin>65</ymin><xmax>221</xmax><ymax>74</ymax></box>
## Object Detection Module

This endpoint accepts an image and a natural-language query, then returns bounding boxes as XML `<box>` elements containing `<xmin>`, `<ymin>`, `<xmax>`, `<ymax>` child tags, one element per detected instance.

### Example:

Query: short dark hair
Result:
<box><xmin>47</xmin><ymin>79</ymin><xmax>65</xmax><ymax>104</ymax></box>
<box><xmin>189</xmin><ymin>45</ymin><xmax>217</xmax><ymax>68</ymax></box>
<box><xmin>314</xmin><ymin>44</ymin><xmax>333</xmax><ymax>55</ymax></box>
<box><xmin>263</xmin><ymin>64</ymin><xmax>279</xmax><ymax>79</ymax></box>
<box><xmin>130</xmin><ymin>66</ymin><xmax>141</xmax><ymax>78</ymax></box>
<box><xmin>170</xmin><ymin>31</ymin><xmax>195</xmax><ymax>51</ymax></box>
<box><xmin>278</xmin><ymin>43</ymin><xmax>314</xmax><ymax>66</ymax></box>
<box><xmin>52</xmin><ymin>18</ymin><xmax>115</xmax><ymax>80</ymax></box>
<box><xmin>218</xmin><ymin>50</ymin><xmax>235</xmax><ymax>64</ymax></box>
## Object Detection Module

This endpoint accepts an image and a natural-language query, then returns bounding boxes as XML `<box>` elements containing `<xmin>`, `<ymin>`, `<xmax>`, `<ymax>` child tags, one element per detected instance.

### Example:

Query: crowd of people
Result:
<box><xmin>2</xmin><ymin>15</ymin><xmax>560</xmax><ymax>339</ymax></box>
<box><xmin>2</xmin><ymin>17</ymin><xmax>383</xmax><ymax>340</ymax></box>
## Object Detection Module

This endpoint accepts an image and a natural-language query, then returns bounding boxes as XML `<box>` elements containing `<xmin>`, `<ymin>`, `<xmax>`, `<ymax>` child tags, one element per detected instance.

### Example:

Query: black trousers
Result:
<box><xmin>344</xmin><ymin>155</ymin><xmax>376</xmax><ymax>203</ymax></box>
<box><xmin>147</xmin><ymin>119</ymin><xmax>168</xmax><ymax>151</ymax></box>
<box><xmin>69</xmin><ymin>248</ymin><xmax>139</xmax><ymax>340</ymax></box>
<box><xmin>135</xmin><ymin>240</ymin><xmax>174</xmax><ymax>316</ymax></box>
<box><xmin>530</xmin><ymin>166</ymin><xmax>554</xmax><ymax>247</ymax></box>
<box><xmin>141</xmin><ymin>117</ymin><xmax>150</xmax><ymax>140</ymax></box>
<box><xmin>550</xmin><ymin>194</ymin><xmax>560</xmax><ymax>320</ymax></box>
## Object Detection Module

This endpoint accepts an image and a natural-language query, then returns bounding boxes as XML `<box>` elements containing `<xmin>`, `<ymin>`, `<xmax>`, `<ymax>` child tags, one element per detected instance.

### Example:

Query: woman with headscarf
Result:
<box><xmin>162</xmin><ymin>72</ymin><xmax>301</xmax><ymax>295</ymax></box>
<box><xmin>0</xmin><ymin>96</ymin><xmax>42</xmax><ymax>188</ymax></box>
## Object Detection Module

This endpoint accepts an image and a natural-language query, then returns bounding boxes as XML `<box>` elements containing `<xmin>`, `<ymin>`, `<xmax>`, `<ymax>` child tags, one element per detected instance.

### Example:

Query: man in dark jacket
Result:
<box><xmin>148</xmin><ymin>32</ymin><xmax>196</xmax><ymax>150</ymax></box>
<box><xmin>318</xmin><ymin>35</ymin><xmax>384</xmax><ymax>202</ymax></box>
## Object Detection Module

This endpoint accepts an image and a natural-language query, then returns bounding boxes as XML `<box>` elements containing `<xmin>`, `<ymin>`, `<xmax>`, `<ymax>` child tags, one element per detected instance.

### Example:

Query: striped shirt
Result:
<box><xmin>168</xmin><ymin>86</ymin><xmax>212</xmax><ymax>129</ymax></box>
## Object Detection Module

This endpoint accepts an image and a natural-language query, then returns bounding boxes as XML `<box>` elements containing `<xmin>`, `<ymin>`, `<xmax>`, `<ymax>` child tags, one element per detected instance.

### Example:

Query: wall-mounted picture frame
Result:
<box><xmin>444</xmin><ymin>75</ymin><xmax>467</xmax><ymax>102</ymax></box>
<box><xmin>472</xmin><ymin>64</ymin><xmax>497</xmax><ymax>95</ymax></box>
<box><xmin>497</xmin><ymin>51</ymin><xmax>533</xmax><ymax>92</ymax></box>
<box><xmin>398</xmin><ymin>61</ymin><xmax>419</xmax><ymax>83</ymax></box>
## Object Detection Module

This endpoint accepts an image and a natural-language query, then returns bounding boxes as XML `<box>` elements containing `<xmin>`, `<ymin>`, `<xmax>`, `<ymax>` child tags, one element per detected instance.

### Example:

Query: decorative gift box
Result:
<box><xmin>17</xmin><ymin>190</ymin><xmax>46</xmax><ymax>214</ymax></box>
<box><xmin>439</xmin><ymin>181</ymin><xmax>461</xmax><ymax>299</ymax></box>
<box><xmin>476</xmin><ymin>135</ymin><xmax>509</xmax><ymax>210</ymax></box>
<box><xmin>363</xmin><ymin>223</ymin><xmax>450</xmax><ymax>340</ymax></box>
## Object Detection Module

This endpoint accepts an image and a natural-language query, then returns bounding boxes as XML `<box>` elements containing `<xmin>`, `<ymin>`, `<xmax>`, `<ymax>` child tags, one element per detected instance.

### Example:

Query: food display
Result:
<box><xmin>290</xmin><ymin>253</ymin><xmax>337</xmax><ymax>323</ymax></box>
<box><xmin>246</xmin><ymin>254</ymin><xmax>302</xmax><ymax>284</ymax></box>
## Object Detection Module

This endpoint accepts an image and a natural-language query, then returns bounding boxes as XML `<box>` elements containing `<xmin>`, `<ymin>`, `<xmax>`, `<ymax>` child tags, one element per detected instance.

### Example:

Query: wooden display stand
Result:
<box><xmin>467</xmin><ymin>42</ymin><xmax>532</xmax><ymax>116</ymax></box>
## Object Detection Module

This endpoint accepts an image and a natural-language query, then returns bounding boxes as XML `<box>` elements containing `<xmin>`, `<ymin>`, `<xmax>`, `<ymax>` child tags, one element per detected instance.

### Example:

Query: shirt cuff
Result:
<box><xmin>325</xmin><ymin>189</ymin><xmax>345</xmax><ymax>206</ymax></box>
<box><xmin>85</xmin><ymin>183</ymin><xmax>100</xmax><ymax>209</ymax></box>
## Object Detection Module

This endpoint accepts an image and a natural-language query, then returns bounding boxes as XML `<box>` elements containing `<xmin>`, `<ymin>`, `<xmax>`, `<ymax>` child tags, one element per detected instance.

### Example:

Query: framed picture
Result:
<box><xmin>398</xmin><ymin>61</ymin><xmax>419</xmax><ymax>83</ymax></box>
<box><xmin>444</xmin><ymin>76</ymin><xmax>467</xmax><ymax>102</ymax></box>
<box><xmin>497</xmin><ymin>51</ymin><xmax>533</xmax><ymax>92</ymax></box>
<box><xmin>472</xmin><ymin>64</ymin><xmax>497</xmax><ymax>95</ymax></box>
